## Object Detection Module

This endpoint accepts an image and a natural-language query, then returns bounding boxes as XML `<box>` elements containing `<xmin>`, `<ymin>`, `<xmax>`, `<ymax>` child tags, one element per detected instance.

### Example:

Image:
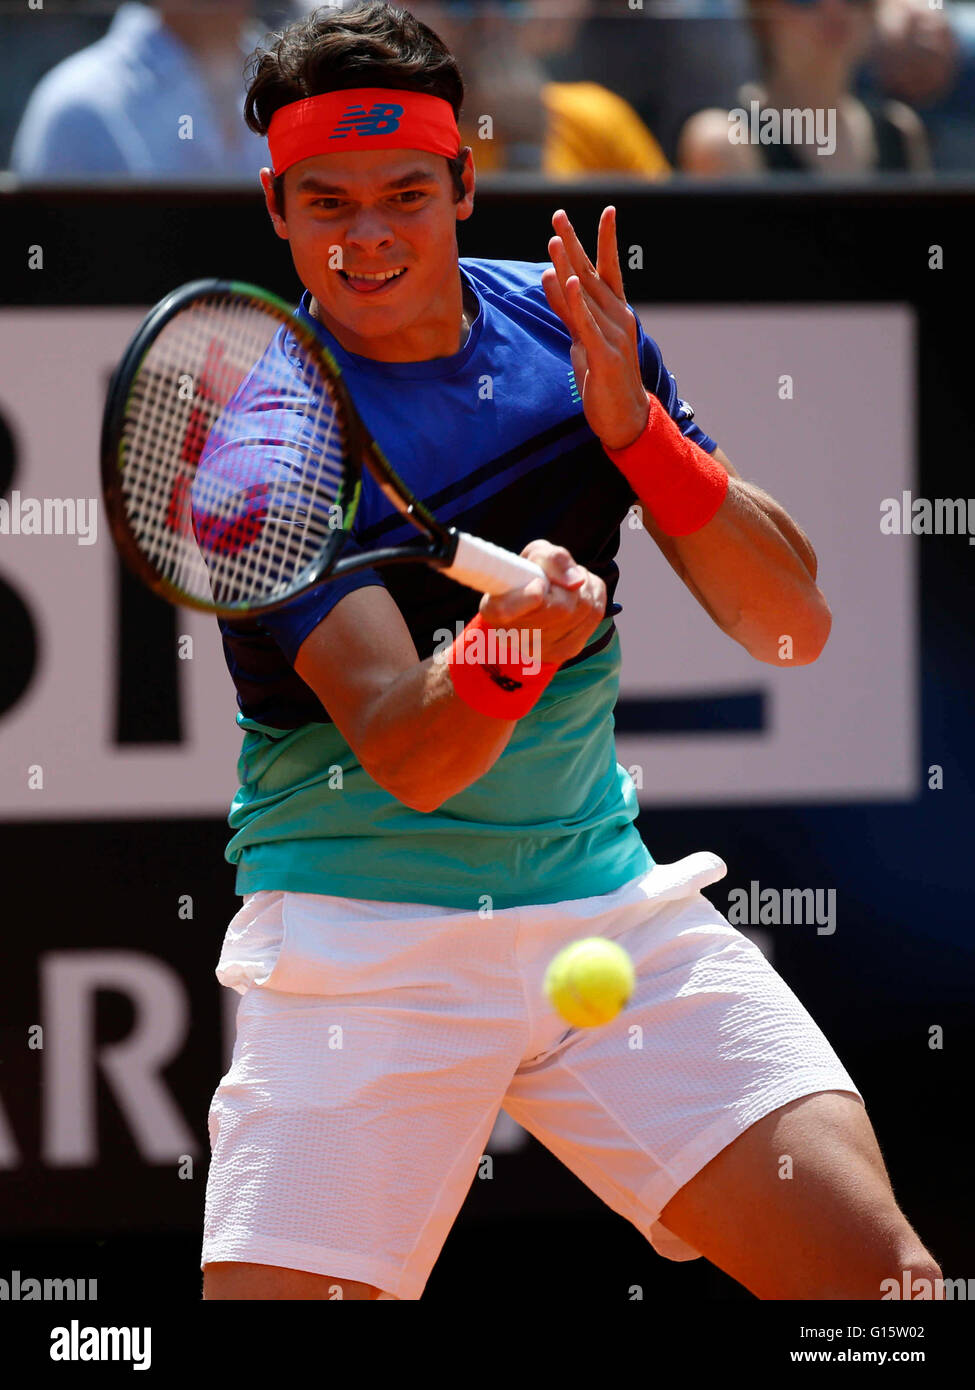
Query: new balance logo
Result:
<box><xmin>330</xmin><ymin>102</ymin><xmax>405</xmax><ymax>140</ymax></box>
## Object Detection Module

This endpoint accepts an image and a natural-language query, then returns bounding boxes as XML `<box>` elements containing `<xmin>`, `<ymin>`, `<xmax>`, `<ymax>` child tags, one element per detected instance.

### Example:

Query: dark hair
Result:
<box><xmin>245</xmin><ymin>2</ymin><xmax>470</xmax><ymax>211</ymax></box>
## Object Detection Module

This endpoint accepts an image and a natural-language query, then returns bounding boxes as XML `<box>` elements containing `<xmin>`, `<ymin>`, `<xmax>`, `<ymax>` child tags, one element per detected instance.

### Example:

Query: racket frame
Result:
<box><xmin>100</xmin><ymin>279</ymin><xmax>503</xmax><ymax>617</ymax></box>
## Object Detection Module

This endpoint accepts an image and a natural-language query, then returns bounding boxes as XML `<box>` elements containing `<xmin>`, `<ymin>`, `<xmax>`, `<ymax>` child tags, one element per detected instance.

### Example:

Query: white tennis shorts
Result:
<box><xmin>201</xmin><ymin>850</ymin><xmax>863</xmax><ymax>1299</ymax></box>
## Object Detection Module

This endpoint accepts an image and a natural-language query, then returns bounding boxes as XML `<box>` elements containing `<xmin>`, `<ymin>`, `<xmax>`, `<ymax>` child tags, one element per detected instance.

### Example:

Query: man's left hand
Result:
<box><xmin>541</xmin><ymin>206</ymin><xmax>650</xmax><ymax>451</ymax></box>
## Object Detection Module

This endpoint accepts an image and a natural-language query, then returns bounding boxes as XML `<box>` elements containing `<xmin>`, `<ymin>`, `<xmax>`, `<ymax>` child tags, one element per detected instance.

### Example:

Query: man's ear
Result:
<box><xmin>456</xmin><ymin>146</ymin><xmax>475</xmax><ymax>223</ymax></box>
<box><xmin>260</xmin><ymin>167</ymin><xmax>289</xmax><ymax>240</ymax></box>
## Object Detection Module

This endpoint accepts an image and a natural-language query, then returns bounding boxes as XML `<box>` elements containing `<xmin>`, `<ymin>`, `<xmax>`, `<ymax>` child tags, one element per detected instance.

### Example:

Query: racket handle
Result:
<box><xmin>443</xmin><ymin>532</ymin><xmax>547</xmax><ymax>596</ymax></box>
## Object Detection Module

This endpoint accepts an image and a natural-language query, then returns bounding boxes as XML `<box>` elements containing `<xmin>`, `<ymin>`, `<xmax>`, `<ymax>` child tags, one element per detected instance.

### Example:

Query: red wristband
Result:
<box><xmin>447</xmin><ymin>613</ymin><xmax>559</xmax><ymax>719</ymax></box>
<box><xmin>604</xmin><ymin>393</ymin><xmax>729</xmax><ymax>537</ymax></box>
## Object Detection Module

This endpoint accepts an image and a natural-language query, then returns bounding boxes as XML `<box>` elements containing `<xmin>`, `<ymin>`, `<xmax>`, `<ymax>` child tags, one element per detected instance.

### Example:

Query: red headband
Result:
<box><xmin>268</xmin><ymin>87</ymin><xmax>461</xmax><ymax>176</ymax></box>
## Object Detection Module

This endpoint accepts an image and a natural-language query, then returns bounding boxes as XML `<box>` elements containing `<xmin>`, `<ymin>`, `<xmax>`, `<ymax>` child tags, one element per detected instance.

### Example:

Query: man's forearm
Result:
<box><xmin>605</xmin><ymin>393</ymin><xmax>830</xmax><ymax>665</ymax></box>
<box><xmin>656</xmin><ymin>475</ymin><xmax>831</xmax><ymax>665</ymax></box>
<box><xmin>358</xmin><ymin>653</ymin><xmax>516</xmax><ymax>813</ymax></box>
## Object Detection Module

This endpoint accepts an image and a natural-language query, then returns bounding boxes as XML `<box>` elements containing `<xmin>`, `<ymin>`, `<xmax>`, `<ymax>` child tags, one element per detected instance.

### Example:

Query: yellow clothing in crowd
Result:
<box><xmin>462</xmin><ymin>81</ymin><xmax>670</xmax><ymax>178</ymax></box>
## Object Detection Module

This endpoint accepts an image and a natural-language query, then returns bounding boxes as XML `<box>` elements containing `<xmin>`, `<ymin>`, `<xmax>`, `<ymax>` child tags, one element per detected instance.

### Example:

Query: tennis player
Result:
<box><xmin>201</xmin><ymin>1</ymin><xmax>941</xmax><ymax>1301</ymax></box>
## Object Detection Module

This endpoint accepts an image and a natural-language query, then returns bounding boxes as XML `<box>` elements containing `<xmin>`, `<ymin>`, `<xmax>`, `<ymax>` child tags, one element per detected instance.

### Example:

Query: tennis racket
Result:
<box><xmin>100</xmin><ymin>278</ymin><xmax>545</xmax><ymax>617</ymax></box>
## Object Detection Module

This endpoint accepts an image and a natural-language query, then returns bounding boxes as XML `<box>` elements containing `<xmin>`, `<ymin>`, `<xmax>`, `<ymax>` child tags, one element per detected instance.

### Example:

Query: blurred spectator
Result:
<box><xmin>859</xmin><ymin>0</ymin><xmax>975</xmax><ymax>170</ymax></box>
<box><xmin>447</xmin><ymin>1</ymin><xmax>671</xmax><ymax>177</ymax></box>
<box><xmin>678</xmin><ymin>0</ymin><xmax>930</xmax><ymax>174</ymax></box>
<box><xmin>0</xmin><ymin>2</ymin><xmax>109</xmax><ymax>168</ymax></box>
<box><xmin>11</xmin><ymin>2</ymin><xmax>267</xmax><ymax>181</ymax></box>
<box><xmin>303</xmin><ymin>0</ymin><xmax>671</xmax><ymax>176</ymax></box>
<box><xmin>543</xmin><ymin>0</ymin><xmax>759</xmax><ymax>167</ymax></box>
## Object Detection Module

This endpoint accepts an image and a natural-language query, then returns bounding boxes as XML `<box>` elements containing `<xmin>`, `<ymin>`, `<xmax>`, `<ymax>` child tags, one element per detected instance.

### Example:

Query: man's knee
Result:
<box><xmin>827</xmin><ymin>1238</ymin><xmax>943</xmax><ymax>1300</ymax></box>
<box><xmin>872</xmin><ymin>1243</ymin><xmax>944</xmax><ymax>1301</ymax></box>
<box><xmin>838</xmin><ymin>1188</ymin><xmax>944</xmax><ymax>1300</ymax></box>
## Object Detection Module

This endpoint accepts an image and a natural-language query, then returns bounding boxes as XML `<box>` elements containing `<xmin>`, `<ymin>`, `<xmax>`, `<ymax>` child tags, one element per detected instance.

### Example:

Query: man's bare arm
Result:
<box><xmin>295</xmin><ymin>585</ymin><xmax>514</xmax><ymax>813</ymax></box>
<box><xmin>294</xmin><ymin>541</ymin><xmax>606</xmax><ymax>812</ymax></box>
<box><xmin>534</xmin><ymin>206</ymin><xmax>829</xmax><ymax>666</ymax></box>
<box><xmin>637</xmin><ymin>445</ymin><xmax>831</xmax><ymax>665</ymax></box>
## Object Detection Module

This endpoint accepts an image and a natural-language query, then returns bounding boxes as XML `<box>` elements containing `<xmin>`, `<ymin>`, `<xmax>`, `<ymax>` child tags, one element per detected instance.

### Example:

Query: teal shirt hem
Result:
<box><xmin>233</xmin><ymin>837</ymin><xmax>653</xmax><ymax>910</ymax></box>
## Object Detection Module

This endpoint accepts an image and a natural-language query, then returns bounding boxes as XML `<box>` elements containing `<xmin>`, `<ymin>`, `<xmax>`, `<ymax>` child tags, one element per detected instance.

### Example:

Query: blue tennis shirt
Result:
<box><xmin>218</xmin><ymin>258</ymin><xmax>717</xmax><ymax>909</ymax></box>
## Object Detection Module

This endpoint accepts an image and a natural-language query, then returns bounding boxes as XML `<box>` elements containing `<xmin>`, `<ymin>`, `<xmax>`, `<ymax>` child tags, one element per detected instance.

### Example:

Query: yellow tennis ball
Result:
<box><xmin>543</xmin><ymin>937</ymin><xmax>636</xmax><ymax>1028</ymax></box>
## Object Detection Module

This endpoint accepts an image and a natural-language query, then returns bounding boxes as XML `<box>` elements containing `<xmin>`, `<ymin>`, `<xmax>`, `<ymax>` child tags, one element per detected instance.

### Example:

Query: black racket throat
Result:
<box><xmin>328</xmin><ymin>526</ymin><xmax>459</xmax><ymax>581</ymax></box>
<box><xmin>226</xmin><ymin>523</ymin><xmax>460</xmax><ymax>616</ymax></box>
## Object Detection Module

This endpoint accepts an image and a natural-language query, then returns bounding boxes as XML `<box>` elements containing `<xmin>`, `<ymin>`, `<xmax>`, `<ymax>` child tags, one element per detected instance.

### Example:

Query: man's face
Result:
<box><xmin>261</xmin><ymin>147</ymin><xmax>474</xmax><ymax>357</ymax></box>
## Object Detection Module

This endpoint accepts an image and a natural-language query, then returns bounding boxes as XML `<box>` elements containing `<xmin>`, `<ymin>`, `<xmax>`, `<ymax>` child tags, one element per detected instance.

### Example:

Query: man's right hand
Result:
<box><xmin>479</xmin><ymin>539</ymin><xmax>607</xmax><ymax>667</ymax></box>
<box><xmin>294</xmin><ymin>540</ymin><xmax>606</xmax><ymax>812</ymax></box>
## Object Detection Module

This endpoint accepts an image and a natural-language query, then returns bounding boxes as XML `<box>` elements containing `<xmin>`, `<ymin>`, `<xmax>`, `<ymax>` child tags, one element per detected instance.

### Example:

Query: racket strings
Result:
<box><xmin>119</xmin><ymin>294</ymin><xmax>350</xmax><ymax>609</ymax></box>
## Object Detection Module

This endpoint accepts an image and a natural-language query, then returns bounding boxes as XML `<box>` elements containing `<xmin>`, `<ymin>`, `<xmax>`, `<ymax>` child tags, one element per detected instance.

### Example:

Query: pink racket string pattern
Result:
<box><xmin>118</xmin><ymin>294</ymin><xmax>350</xmax><ymax>610</ymax></box>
